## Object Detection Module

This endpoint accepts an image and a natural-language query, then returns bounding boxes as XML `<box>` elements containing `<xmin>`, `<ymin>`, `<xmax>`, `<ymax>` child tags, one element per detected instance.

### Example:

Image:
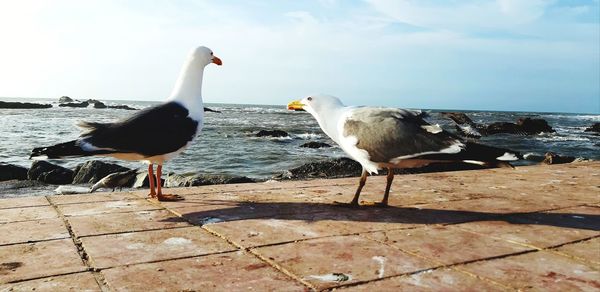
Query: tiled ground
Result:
<box><xmin>0</xmin><ymin>162</ymin><xmax>599</xmax><ymax>291</ymax></box>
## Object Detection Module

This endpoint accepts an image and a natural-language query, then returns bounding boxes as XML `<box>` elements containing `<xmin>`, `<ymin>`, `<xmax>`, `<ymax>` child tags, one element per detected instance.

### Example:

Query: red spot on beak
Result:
<box><xmin>212</xmin><ymin>56</ymin><xmax>222</xmax><ymax>66</ymax></box>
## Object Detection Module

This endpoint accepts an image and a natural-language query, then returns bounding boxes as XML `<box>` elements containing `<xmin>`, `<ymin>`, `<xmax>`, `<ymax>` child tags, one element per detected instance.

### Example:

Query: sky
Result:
<box><xmin>0</xmin><ymin>0</ymin><xmax>598</xmax><ymax>113</ymax></box>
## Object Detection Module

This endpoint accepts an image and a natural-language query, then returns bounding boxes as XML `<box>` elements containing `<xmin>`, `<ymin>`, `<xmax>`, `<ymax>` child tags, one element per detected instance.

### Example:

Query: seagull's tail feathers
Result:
<box><xmin>30</xmin><ymin>140</ymin><xmax>111</xmax><ymax>160</ymax></box>
<box><xmin>457</xmin><ymin>142</ymin><xmax>522</xmax><ymax>168</ymax></box>
<box><xmin>416</xmin><ymin>141</ymin><xmax>522</xmax><ymax>168</ymax></box>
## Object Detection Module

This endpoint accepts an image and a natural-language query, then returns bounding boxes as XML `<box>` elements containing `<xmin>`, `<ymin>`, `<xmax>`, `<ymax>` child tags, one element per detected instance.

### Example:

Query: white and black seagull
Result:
<box><xmin>30</xmin><ymin>46</ymin><xmax>222</xmax><ymax>201</ymax></box>
<box><xmin>289</xmin><ymin>95</ymin><xmax>522</xmax><ymax>207</ymax></box>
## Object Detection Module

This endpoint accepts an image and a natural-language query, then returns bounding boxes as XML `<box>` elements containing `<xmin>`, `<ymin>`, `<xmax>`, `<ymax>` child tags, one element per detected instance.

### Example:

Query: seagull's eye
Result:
<box><xmin>307</xmin><ymin>97</ymin><xmax>313</xmax><ymax>101</ymax></box>
<box><xmin>210</xmin><ymin>52</ymin><xmax>213</xmax><ymax>55</ymax></box>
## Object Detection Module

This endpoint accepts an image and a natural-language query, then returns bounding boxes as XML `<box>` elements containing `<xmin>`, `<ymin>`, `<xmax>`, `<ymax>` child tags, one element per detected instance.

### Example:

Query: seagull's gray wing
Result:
<box><xmin>342</xmin><ymin>108</ymin><xmax>462</xmax><ymax>163</ymax></box>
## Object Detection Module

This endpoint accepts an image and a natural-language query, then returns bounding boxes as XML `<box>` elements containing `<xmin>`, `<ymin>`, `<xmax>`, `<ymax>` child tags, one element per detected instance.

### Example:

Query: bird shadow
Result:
<box><xmin>162</xmin><ymin>200</ymin><xmax>600</xmax><ymax>231</ymax></box>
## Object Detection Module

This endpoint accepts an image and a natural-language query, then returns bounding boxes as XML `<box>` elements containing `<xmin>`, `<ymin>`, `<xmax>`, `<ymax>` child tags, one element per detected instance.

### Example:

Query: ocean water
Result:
<box><xmin>1</xmin><ymin>97</ymin><xmax>598</xmax><ymax>179</ymax></box>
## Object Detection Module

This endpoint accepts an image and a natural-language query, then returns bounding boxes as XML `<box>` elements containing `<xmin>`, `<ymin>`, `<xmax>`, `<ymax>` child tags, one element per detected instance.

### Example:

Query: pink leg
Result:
<box><xmin>154</xmin><ymin>164</ymin><xmax>183</xmax><ymax>201</ymax></box>
<box><xmin>147</xmin><ymin>164</ymin><xmax>156</xmax><ymax>198</ymax></box>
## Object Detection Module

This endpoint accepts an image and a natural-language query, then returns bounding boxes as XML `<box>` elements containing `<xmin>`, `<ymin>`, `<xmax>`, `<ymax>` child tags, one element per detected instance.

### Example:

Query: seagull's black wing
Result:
<box><xmin>80</xmin><ymin>102</ymin><xmax>199</xmax><ymax>157</ymax></box>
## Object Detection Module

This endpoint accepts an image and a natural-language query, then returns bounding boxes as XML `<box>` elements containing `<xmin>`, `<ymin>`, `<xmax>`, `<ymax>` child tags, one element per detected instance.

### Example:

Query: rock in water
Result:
<box><xmin>72</xmin><ymin>160</ymin><xmax>130</xmax><ymax>184</ymax></box>
<box><xmin>516</xmin><ymin>118</ymin><xmax>555</xmax><ymax>134</ymax></box>
<box><xmin>28</xmin><ymin>161</ymin><xmax>74</xmax><ymax>185</ymax></box>
<box><xmin>440</xmin><ymin>112</ymin><xmax>475</xmax><ymax>125</ymax></box>
<box><xmin>300</xmin><ymin>141</ymin><xmax>332</xmax><ymax>148</ymax></box>
<box><xmin>58</xmin><ymin>101</ymin><xmax>89</xmax><ymax>108</ymax></box>
<box><xmin>484</xmin><ymin>118</ymin><xmax>554</xmax><ymax>135</ymax></box>
<box><xmin>542</xmin><ymin>152</ymin><xmax>576</xmax><ymax>165</ymax></box>
<box><xmin>277</xmin><ymin>157</ymin><xmax>363</xmax><ymax>179</ymax></box>
<box><xmin>59</xmin><ymin>96</ymin><xmax>74</xmax><ymax>103</ymax></box>
<box><xmin>0</xmin><ymin>101</ymin><xmax>52</xmax><ymax>109</ymax></box>
<box><xmin>0</xmin><ymin>163</ymin><xmax>28</xmax><ymax>181</ymax></box>
<box><xmin>107</xmin><ymin>105</ymin><xmax>137</xmax><ymax>110</ymax></box>
<box><xmin>256</xmin><ymin>130</ymin><xmax>289</xmax><ymax>138</ymax></box>
<box><xmin>165</xmin><ymin>173</ymin><xmax>255</xmax><ymax>187</ymax></box>
<box><xmin>584</xmin><ymin>123</ymin><xmax>600</xmax><ymax>133</ymax></box>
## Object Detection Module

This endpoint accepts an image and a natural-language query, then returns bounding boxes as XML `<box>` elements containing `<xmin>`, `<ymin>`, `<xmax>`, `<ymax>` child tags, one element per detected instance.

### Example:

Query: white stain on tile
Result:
<box><xmin>372</xmin><ymin>256</ymin><xmax>386</xmax><ymax>278</ymax></box>
<box><xmin>163</xmin><ymin>237</ymin><xmax>192</xmax><ymax>245</ymax></box>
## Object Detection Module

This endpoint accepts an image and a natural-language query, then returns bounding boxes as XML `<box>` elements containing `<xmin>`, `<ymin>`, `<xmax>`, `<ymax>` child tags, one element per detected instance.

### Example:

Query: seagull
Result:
<box><xmin>30</xmin><ymin>46</ymin><xmax>222</xmax><ymax>201</ymax></box>
<box><xmin>289</xmin><ymin>95</ymin><xmax>522</xmax><ymax>207</ymax></box>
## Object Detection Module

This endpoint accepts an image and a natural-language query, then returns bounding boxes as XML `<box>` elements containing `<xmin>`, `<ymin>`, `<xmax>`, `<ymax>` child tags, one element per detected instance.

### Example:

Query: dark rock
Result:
<box><xmin>0</xmin><ymin>163</ymin><xmax>28</xmax><ymax>181</ymax></box>
<box><xmin>440</xmin><ymin>112</ymin><xmax>474</xmax><ymax>125</ymax></box>
<box><xmin>584</xmin><ymin>123</ymin><xmax>600</xmax><ymax>133</ymax></box>
<box><xmin>277</xmin><ymin>157</ymin><xmax>495</xmax><ymax>180</ymax></box>
<box><xmin>256</xmin><ymin>130</ymin><xmax>289</xmax><ymax>138</ymax></box>
<box><xmin>133</xmin><ymin>172</ymin><xmax>164</xmax><ymax>188</ymax></box>
<box><xmin>28</xmin><ymin>161</ymin><xmax>74</xmax><ymax>185</ymax></box>
<box><xmin>93</xmin><ymin>102</ymin><xmax>107</xmax><ymax>109</ymax></box>
<box><xmin>483</xmin><ymin>118</ymin><xmax>554</xmax><ymax>135</ymax></box>
<box><xmin>542</xmin><ymin>152</ymin><xmax>576</xmax><ymax>165</ymax></box>
<box><xmin>107</xmin><ymin>105</ymin><xmax>137</xmax><ymax>110</ymax></box>
<box><xmin>277</xmin><ymin>157</ymin><xmax>363</xmax><ymax>179</ymax></box>
<box><xmin>86</xmin><ymin>99</ymin><xmax>107</xmax><ymax>109</ymax></box>
<box><xmin>300</xmin><ymin>141</ymin><xmax>332</xmax><ymax>149</ymax></box>
<box><xmin>59</xmin><ymin>96</ymin><xmax>74</xmax><ymax>103</ymax></box>
<box><xmin>58</xmin><ymin>101</ymin><xmax>89</xmax><ymax>108</ymax></box>
<box><xmin>484</xmin><ymin>122</ymin><xmax>521</xmax><ymax>135</ymax></box>
<box><xmin>516</xmin><ymin>118</ymin><xmax>554</xmax><ymax>134</ymax></box>
<box><xmin>0</xmin><ymin>101</ymin><xmax>52</xmax><ymax>109</ymax></box>
<box><xmin>165</xmin><ymin>173</ymin><xmax>255</xmax><ymax>187</ymax></box>
<box><xmin>204</xmin><ymin>107</ymin><xmax>221</xmax><ymax>113</ymax></box>
<box><xmin>72</xmin><ymin>160</ymin><xmax>130</xmax><ymax>184</ymax></box>
<box><xmin>524</xmin><ymin>153</ymin><xmax>546</xmax><ymax>163</ymax></box>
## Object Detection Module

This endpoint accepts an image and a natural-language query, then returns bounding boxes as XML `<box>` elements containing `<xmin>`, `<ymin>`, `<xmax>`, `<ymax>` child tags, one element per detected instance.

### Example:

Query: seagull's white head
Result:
<box><xmin>191</xmin><ymin>46</ymin><xmax>222</xmax><ymax>67</ymax></box>
<box><xmin>289</xmin><ymin>94</ymin><xmax>345</xmax><ymax>117</ymax></box>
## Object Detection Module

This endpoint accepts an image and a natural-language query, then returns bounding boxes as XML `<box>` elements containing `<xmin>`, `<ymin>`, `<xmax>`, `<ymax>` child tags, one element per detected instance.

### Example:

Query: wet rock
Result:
<box><xmin>28</xmin><ymin>161</ymin><xmax>74</xmax><ymax>185</ymax></box>
<box><xmin>86</xmin><ymin>99</ymin><xmax>107</xmax><ymax>109</ymax></box>
<box><xmin>542</xmin><ymin>152</ymin><xmax>576</xmax><ymax>165</ymax></box>
<box><xmin>276</xmin><ymin>157</ymin><xmax>363</xmax><ymax>179</ymax></box>
<box><xmin>0</xmin><ymin>163</ymin><xmax>28</xmax><ymax>181</ymax></box>
<box><xmin>59</xmin><ymin>96</ymin><xmax>74</xmax><ymax>103</ymax></box>
<box><xmin>0</xmin><ymin>101</ymin><xmax>52</xmax><ymax>109</ymax></box>
<box><xmin>133</xmin><ymin>172</ymin><xmax>164</xmax><ymax>188</ymax></box>
<box><xmin>107</xmin><ymin>104</ymin><xmax>137</xmax><ymax>110</ymax></box>
<box><xmin>72</xmin><ymin>160</ymin><xmax>130</xmax><ymax>184</ymax></box>
<box><xmin>58</xmin><ymin>101</ymin><xmax>89</xmax><ymax>108</ymax></box>
<box><xmin>440</xmin><ymin>112</ymin><xmax>474</xmax><ymax>125</ymax></box>
<box><xmin>256</xmin><ymin>130</ymin><xmax>289</xmax><ymax>138</ymax></box>
<box><xmin>524</xmin><ymin>153</ymin><xmax>546</xmax><ymax>163</ymax></box>
<box><xmin>165</xmin><ymin>173</ymin><xmax>255</xmax><ymax>187</ymax></box>
<box><xmin>584</xmin><ymin>123</ymin><xmax>600</xmax><ymax>133</ymax></box>
<box><xmin>300</xmin><ymin>141</ymin><xmax>332</xmax><ymax>149</ymax></box>
<box><xmin>204</xmin><ymin>107</ymin><xmax>221</xmax><ymax>113</ymax></box>
<box><xmin>484</xmin><ymin>118</ymin><xmax>554</xmax><ymax>135</ymax></box>
<box><xmin>516</xmin><ymin>118</ymin><xmax>555</xmax><ymax>134</ymax></box>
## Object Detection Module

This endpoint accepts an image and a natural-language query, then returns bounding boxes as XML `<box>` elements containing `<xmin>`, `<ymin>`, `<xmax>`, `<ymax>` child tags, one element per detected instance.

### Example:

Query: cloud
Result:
<box><xmin>365</xmin><ymin>0</ymin><xmax>555</xmax><ymax>32</ymax></box>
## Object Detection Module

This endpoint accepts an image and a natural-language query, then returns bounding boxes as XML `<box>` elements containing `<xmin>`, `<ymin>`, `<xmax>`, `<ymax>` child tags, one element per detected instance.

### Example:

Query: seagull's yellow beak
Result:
<box><xmin>287</xmin><ymin>100</ymin><xmax>305</xmax><ymax>111</ymax></box>
<box><xmin>212</xmin><ymin>56</ymin><xmax>222</xmax><ymax>66</ymax></box>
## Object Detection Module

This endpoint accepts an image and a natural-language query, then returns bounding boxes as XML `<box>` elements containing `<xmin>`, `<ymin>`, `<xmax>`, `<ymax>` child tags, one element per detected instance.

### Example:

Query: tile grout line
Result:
<box><xmin>44</xmin><ymin>195</ymin><xmax>112</xmax><ymax>292</ymax></box>
<box><xmin>353</xmin><ymin>231</ymin><xmax>517</xmax><ymax>291</ymax></box>
<box><xmin>146</xmin><ymin>198</ymin><xmax>318</xmax><ymax>291</ymax></box>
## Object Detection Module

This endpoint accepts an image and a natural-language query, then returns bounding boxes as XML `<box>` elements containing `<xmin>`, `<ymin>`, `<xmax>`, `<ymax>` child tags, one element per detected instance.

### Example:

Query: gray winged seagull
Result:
<box><xmin>289</xmin><ymin>95</ymin><xmax>522</xmax><ymax>207</ymax></box>
<box><xmin>30</xmin><ymin>46</ymin><xmax>222</xmax><ymax>201</ymax></box>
